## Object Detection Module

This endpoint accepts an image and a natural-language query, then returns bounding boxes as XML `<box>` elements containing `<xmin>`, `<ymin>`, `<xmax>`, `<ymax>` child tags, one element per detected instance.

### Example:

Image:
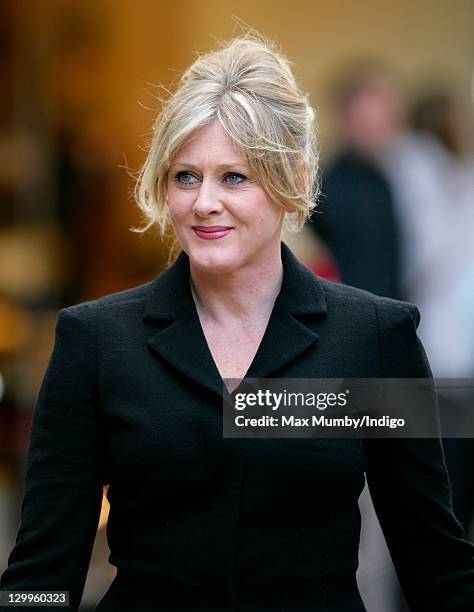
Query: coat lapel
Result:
<box><xmin>143</xmin><ymin>242</ymin><xmax>327</xmax><ymax>398</ymax></box>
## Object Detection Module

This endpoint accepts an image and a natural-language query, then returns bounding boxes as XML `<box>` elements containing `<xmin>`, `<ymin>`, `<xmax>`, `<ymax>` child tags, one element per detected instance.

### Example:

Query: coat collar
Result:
<box><xmin>143</xmin><ymin>241</ymin><xmax>327</xmax><ymax>397</ymax></box>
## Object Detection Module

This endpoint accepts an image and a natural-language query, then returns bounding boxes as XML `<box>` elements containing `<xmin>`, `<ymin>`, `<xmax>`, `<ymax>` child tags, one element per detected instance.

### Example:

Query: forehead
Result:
<box><xmin>172</xmin><ymin>120</ymin><xmax>245</xmax><ymax>165</ymax></box>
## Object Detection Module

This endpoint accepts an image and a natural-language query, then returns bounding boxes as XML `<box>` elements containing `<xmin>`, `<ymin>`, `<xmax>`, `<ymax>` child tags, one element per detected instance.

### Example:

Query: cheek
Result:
<box><xmin>247</xmin><ymin>210</ymin><xmax>281</xmax><ymax>240</ymax></box>
<box><xmin>167</xmin><ymin>189</ymin><xmax>190</xmax><ymax>221</ymax></box>
<box><xmin>255</xmin><ymin>202</ymin><xmax>284</xmax><ymax>230</ymax></box>
<box><xmin>241</xmin><ymin>191</ymin><xmax>278</xmax><ymax>224</ymax></box>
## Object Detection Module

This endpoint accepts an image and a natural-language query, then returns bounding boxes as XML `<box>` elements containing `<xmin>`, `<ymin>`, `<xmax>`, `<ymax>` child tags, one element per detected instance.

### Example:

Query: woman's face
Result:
<box><xmin>166</xmin><ymin>119</ymin><xmax>285</xmax><ymax>275</ymax></box>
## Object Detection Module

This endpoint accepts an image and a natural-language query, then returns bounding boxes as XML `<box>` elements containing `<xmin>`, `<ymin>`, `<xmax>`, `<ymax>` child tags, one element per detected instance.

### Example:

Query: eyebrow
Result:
<box><xmin>170</xmin><ymin>161</ymin><xmax>249</xmax><ymax>171</ymax></box>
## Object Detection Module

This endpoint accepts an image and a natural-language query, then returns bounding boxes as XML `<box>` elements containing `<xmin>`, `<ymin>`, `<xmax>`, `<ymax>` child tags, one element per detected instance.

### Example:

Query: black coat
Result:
<box><xmin>1</xmin><ymin>242</ymin><xmax>473</xmax><ymax>611</ymax></box>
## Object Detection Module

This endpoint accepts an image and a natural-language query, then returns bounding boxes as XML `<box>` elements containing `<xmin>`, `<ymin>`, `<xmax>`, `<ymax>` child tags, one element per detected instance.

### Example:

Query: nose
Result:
<box><xmin>192</xmin><ymin>179</ymin><xmax>224</xmax><ymax>217</ymax></box>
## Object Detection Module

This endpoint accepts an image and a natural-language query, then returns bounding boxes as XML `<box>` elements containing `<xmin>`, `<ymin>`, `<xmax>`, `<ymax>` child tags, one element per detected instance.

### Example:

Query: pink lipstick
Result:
<box><xmin>192</xmin><ymin>226</ymin><xmax>234</xmax><ymax>240</ymax></box>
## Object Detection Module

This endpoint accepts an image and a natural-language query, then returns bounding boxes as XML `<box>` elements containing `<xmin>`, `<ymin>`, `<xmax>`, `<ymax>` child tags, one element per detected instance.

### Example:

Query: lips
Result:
<box><xmin>192</xmin><ymin>226</ymin><xmax>234</xmax><ymax>240</ymax></box>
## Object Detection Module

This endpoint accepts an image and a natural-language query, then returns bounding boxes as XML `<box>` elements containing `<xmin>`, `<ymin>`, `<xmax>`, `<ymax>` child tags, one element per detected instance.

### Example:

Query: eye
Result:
<box><xmin>175</xmin><ymin>171</ymin><xmax>200</xmax><ymax>185</ymax></box>
<box><xmin>224</xmin><ymin>172</ymin><xmax>246</xmax><ymax>185</ymax></box>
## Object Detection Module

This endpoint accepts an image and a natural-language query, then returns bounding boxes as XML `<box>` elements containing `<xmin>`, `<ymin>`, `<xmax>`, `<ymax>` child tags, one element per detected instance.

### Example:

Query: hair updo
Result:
<box><xmin>133</xmin><ymin>31</ymin><xmax>320</xmax><ymax>258</ymax></box>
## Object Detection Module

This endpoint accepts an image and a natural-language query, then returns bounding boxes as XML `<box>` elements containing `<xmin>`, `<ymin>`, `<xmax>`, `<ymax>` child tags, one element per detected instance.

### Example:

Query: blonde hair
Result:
<box><xmin>132</xmin><ymin>31</ymin><xmax>320</xmax><ymax>260</ymax></box>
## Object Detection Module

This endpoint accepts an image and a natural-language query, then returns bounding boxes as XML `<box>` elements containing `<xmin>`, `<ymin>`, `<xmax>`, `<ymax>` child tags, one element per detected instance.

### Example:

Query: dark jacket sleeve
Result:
<box><xmin>0</xmin><ymin>305</ymin><xmax>105</xmax><ymax>612</ymax></box>
<box><xmin>365</xmin><ymin>301</ymin><xmax>474</xmax><ymax>611</ymax></box>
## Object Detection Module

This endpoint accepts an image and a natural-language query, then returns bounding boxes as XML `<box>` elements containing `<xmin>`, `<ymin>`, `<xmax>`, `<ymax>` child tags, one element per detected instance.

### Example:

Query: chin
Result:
<box><xmin>188</xmin><ymin>245</ymin><xmax>242</xmax><ymax>275</ymax></box>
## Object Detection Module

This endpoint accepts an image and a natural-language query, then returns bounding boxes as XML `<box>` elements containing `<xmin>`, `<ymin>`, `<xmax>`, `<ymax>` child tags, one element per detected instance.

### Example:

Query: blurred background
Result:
<box><xmin>0</xmin><ymin>1</ymin><xmax>473</xmax><ymax>610</ymax></box>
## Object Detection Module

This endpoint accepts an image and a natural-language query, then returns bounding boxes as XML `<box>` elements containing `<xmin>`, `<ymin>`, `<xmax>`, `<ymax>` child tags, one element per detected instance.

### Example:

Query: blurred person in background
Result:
<box><xmin>381</xmin><ymin>89</ymin><xmax>474</xmax><ymax>535</ymax></box>
<box><xmin>382</xmin><ymin>89</ymin><xmax>474</xmax><ymax>379</ymax></box>
<box><xmin>307</xmin><ymin>61</ymin><xmax>404</xmax><ymax>300</ymax></box>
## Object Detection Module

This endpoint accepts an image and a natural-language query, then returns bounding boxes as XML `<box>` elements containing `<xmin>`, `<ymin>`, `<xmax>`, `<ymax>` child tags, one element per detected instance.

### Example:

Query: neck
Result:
<box><xmin>189</xmin><ymin>242</ymin><xmax>284</xmax><ymax>325</ymax></box>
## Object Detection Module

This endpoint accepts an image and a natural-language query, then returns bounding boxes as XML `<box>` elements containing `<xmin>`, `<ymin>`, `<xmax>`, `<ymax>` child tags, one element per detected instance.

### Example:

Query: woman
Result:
<box><xmin>1</xmin><ymin>33</ymin><xmax>474</xmax><ymax>612</ymax></box>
